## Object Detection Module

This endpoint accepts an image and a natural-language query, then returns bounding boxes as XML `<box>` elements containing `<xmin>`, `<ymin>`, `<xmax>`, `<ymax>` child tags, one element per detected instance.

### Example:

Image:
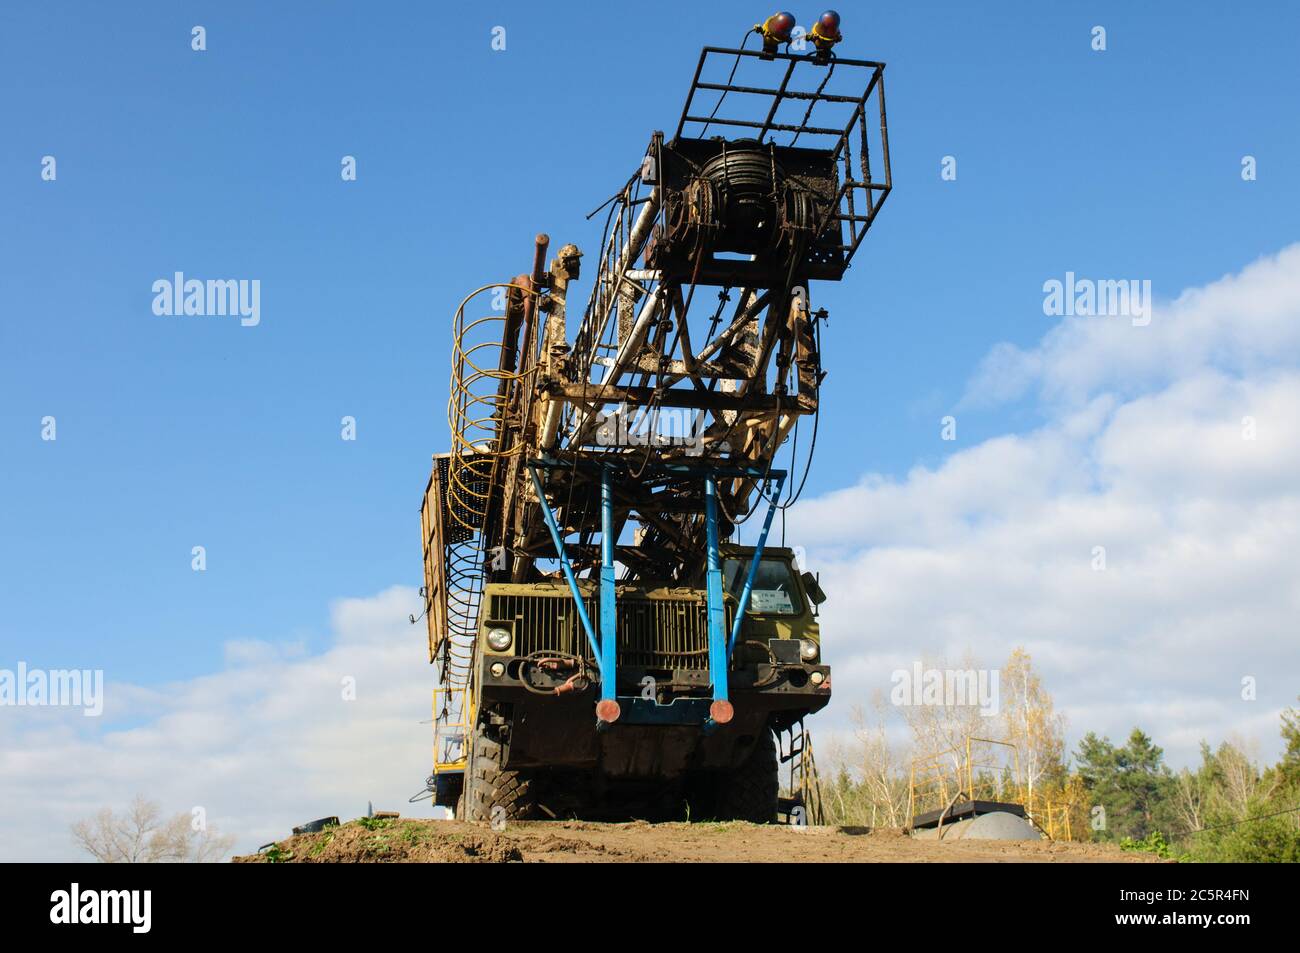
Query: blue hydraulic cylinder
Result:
<box><xmin>703</xmin><ymin>475</ymin><xmax>728</xmax><ymax>703</ymax></box>
<box><xmin>599</xmin><ymin>467</ymin><xmax>617</xmax><ymax>701</ymax></box>
<box><xmin>727</xmin><ymin>473</ymin><xmax>786</xmax><ymax>660</ymax></box>
<box><xmin>527</xmin><ymin>464</ymin><xmax>602</xmax><ymax>678</ymax></box>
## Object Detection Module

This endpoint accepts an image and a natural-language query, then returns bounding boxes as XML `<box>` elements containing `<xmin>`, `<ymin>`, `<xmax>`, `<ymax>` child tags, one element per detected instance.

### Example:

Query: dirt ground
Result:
<box><xmin>235</xmin><ymin>818</ymin><xmax>1163</xmax><ymax>863</ymax></box>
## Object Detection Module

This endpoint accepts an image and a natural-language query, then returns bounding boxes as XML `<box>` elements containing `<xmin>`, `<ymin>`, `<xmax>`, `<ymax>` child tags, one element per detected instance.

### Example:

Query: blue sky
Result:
<box><xmin>5</xmin><ymin>0</ymin><xmax>1295</xmax><ymax>685</ymax></box>
<box><xmin>3</xmin><ymin>3</ymin><xmax>1300</xmax><ymax>854</ymax></box>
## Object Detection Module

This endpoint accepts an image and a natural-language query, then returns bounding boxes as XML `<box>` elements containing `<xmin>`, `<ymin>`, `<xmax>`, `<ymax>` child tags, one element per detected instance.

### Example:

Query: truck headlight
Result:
<box><xmin>799</xmin><ymin>639</ymin><xmax>820</xmax><ymax>662</ymax></box>
<box><xmin>486</xmin><ymin>627</ymin><xmax>513</xmax><ymax>653</ymax></box>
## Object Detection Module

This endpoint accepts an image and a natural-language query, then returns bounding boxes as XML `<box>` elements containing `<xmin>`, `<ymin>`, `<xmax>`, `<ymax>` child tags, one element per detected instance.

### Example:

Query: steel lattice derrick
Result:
<box><xmin>426</xmin><ymin>44</ymin><xmax>892</xmax><ymax>632</ymax></box>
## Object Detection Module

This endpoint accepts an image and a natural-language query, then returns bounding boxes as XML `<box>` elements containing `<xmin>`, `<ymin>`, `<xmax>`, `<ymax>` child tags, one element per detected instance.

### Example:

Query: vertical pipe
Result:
<box><xmin>517</xmin><ymin>233</ymin><xmax>550</xmax><ymax>376</ymax></box>
<box><xmin>704</xmin><ymin>476</ymin><xmax>728</xmax><ymax>706</ymax></box>
<box><xmin>599</xmin><ymin>467</ymin><xmax>617</xmax><ymax>702</ymax></box>
<box><xmin>877</xmin><ymin>69</ymin><xmax>892</xmax><ymax>189</ymax></box>
<box><xmin>539</xmin><ymin>259</ymin><xmax>570</xmax><ymax>451</ymax></box>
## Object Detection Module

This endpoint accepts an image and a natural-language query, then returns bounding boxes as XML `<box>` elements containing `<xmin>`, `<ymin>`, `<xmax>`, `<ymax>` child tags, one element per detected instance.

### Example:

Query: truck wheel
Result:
<box><xmin>690</xmin><ymin>728</ymin><xmax>779</xmax><ymax>823</ymax></box>
<box><xmin>463</xmin><ymin>726</ymin><xmax>537</xmax><ymax>823</ymax></box>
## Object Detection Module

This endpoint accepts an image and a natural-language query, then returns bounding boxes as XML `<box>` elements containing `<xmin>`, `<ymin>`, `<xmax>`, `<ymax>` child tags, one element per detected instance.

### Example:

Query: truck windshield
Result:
<box><xmin>723</xmin><ymin>557</ymin><xmax>802</xmax><ymax>616</ymax></box>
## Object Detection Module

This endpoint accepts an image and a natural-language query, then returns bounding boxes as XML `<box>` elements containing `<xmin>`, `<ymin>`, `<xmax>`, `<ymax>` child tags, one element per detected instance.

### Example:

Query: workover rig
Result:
<box><xmin>418</xmin><ymin>12</ymin><xmax>891</xmax><ymax>822</ymax></box>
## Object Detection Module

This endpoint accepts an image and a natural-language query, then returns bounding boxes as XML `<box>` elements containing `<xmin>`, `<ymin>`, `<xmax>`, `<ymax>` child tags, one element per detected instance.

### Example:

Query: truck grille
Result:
<box><xmin>486</xmin><ymin>588</ymin><xmax>730</xmax><ymax>672</ymax></box>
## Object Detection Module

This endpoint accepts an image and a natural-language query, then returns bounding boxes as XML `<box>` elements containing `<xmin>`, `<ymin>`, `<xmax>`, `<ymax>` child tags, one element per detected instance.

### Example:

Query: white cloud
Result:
<box><xmin>795</xmin><ymin>246</ymin><xmax>1300</xmax><ymax>770</ymax></box>
<box><xmin>963</xmin><ymin>244</ymin><xmax>1300</xmax><ymax>408</ymax></box>
<box><xmin>0</xmin><ymin>586</ymin><xmax>433</xmax><ymax>862</ymax></box>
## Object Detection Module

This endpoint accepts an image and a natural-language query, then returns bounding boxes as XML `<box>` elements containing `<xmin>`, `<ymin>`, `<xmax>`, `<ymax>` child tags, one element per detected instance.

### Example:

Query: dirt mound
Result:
<box><xmin>236</xmin><ymin>818</ymin><xmax>1164</xmax><ymax>863</ymax></box>
<box><xmin>233</xmin><ymin>818</ymin><xmax>522</xmax><ymax>864</ymax></box>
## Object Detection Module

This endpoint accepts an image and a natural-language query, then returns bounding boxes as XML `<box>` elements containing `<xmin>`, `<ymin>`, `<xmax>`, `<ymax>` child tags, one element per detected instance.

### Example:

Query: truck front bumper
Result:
<box><xmin>478</xmin><ymin>659</ymin><xmax>830</xmax><ymax>772</ymax></box>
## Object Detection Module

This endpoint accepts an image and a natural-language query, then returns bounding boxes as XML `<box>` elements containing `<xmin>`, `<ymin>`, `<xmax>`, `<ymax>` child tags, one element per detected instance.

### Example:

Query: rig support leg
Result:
<box><xmin>527</xmin><ymin>464</ymin><xmax>603</xmax><ymax>686</ymax></box>
<box><xmin>598</xmin><ymin>466</ymin><xmax>619</xmax><ymax>721</ymax></box>
<box><xmin>727</xmin><ymin>473</ymin><xmax>786</xmax><ymax>661</ymax></box>
<box><xmin>703</xmin><ymin>475</ymin><xmax>732</xmax><ymax>729</ymax></box>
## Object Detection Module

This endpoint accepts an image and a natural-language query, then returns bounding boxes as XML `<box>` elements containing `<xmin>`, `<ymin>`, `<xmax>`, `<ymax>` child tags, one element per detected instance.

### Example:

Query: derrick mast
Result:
<box><xmin>418</xmin><ymin>21</ymin><xmax>892</xmax><ymax>821</ymax></box>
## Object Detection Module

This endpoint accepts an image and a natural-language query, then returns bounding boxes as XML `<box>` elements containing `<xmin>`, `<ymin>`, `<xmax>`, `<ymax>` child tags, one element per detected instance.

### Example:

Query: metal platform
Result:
<box><xmin>674</xmin><ymin>46</ymin><xmax>892</xmax><ymax>274</ymax></box>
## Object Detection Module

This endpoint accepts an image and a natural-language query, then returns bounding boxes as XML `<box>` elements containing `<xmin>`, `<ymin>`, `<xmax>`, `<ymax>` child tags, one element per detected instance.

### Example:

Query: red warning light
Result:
<box><xmin>767</xmin><ymin>11</ymin><xmax>796</xmax><ymax>40</ymax></box>
<box><xmin>810</xmin><ymin>9</ymin><xmax>843</xmax><ymax>56</ymax></box>
<box><xmin>756</xmin><ymin>11</ymin><xmax>798</xmax><ymax>57</ymax></box>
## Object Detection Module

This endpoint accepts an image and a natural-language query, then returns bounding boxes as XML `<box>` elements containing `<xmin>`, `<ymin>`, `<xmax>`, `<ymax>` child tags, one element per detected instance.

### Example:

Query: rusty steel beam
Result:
<box><xmin>548</xmin><ymin>381</ymin><xmax>814</xmax><ymax>414</ymax></box>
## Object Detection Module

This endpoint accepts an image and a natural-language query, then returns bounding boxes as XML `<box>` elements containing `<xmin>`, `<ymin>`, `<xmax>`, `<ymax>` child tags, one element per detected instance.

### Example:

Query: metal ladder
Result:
<box><xmin>432</xmin><ymin>681</ymin><xmax>473</xmax><ymax>776</ymax></box>
<box><xmin>778</xmin><ymin>720</ymin><xmax>826</xmax><ymax>825</ymax></box>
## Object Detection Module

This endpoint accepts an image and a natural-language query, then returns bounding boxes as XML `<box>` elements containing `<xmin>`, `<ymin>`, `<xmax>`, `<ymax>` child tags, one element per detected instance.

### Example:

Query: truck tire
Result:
<box><xmin>462</xmin><ymin>726</ymin><xmax>538</xmax><ymax>823</ymax></box>
<box><xmin>717</xmin><ymin>727</ymin><xmax>779</xmax><ymax>822</ymax></box>
<box><xmin>689</xmin><ymin>728</ymin><xmax>779</xmax><ymax>823</ymax></box>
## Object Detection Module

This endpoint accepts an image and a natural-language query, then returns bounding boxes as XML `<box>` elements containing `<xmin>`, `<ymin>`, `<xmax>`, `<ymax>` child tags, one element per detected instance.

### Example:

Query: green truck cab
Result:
<box><xmin>440</xmin><ymin>545</ymin><xmax>830</xmax><ymax>822</ymax></box>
